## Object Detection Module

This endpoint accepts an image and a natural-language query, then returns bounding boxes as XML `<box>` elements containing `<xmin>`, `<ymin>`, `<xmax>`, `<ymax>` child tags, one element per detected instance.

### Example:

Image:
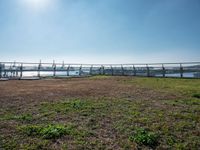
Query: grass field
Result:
<box><xmin>0</xmin><ymin>76</ymin><xmax>200</xmax><ymax>149</ymax></box>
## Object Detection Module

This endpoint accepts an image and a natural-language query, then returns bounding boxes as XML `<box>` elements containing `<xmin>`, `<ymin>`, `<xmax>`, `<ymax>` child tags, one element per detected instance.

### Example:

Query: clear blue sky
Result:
<box><xmin>0</xmin><ymin>0</ymin><xmax>199</xmax><ymax>63</ymax></box>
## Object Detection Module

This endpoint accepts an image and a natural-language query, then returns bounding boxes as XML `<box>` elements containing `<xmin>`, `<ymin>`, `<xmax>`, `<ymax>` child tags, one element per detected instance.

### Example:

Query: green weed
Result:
<box><xmin>0</xmin><ymin>113</ymin><xmax>33</xmax><ymax>121</ymax></box>
<box><xmin>13</xmin><ymin>114</ymin><xmax>33</xmax><ymax>121</ymax></box>
<box><xmin>41</xmin><ymin>99</ymin><xmax>89</xmax><ymax>113</ymax></box>
<box><xmin>192</xmin><ymin>93</ymin><xmax>200</xmax><ymax>99</ymax></box>
<box><xmin>19</xmin><ymin>124</ymin><xmax>74</xmax><ymax>139</ymax></box>
<box><xmin>129</xmin><ymin>128</ymin><xmax>159</xmax><ymax>147</ymax></box>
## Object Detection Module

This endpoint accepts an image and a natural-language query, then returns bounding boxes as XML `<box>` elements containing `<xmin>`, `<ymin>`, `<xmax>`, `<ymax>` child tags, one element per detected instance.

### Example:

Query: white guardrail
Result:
<box><xmin>0</xmin><ymin>61</ymin><xmax>200</xmax><ymax>80</ymax></box>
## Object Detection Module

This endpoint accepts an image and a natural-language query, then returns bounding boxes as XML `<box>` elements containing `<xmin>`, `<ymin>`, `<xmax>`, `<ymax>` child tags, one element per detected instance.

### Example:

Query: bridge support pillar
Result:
<box><xmin>53</xmin><ymin>61</ymin><xmax>56</xmax><ymax>77</ymax></box>
<box><xmin>38</xmin><ymin>61</ymin><xmax>41</xmax><ymax>78</ymax></box>
<box><xmin>180</xmin><ymin>64</ymin><xmax>183</xmax><ymax>78</ymax></box>
<box><xmin>20</xmin><ymin>63</ymin><xmax>23</xmax><ymax>78</ymax></box>
<box><xmin>111</xmin><ymin>65</ymin><xmax>114</xmax><ymax>76</ymax></box>
<box><xmin>121</xmin><ymin>65</ymin><xmax>124</xmax><ymax>76</ymax></box>
<box><xmin>79</xmin><ymin>65</ymin><xmax>82</xmax><ymax>76</ymax></box>
<box><xmin>90</xmin><ymin>65</ymin><xmax>93</xmax><ymax>75</ymax></box>
<box><xmin>67</xmin><ymin>65</ymin><xmax>70</xmax><ymax>76</ymax></box>
<box><xmin>146</xmin><ymin>64</ymin><xmax>150</xmax><ymax>77</ymax></box>
<box><xmin>162</xmin><ymin>64</ymin><xmax>165</xmax><ymax>77</ymax></box>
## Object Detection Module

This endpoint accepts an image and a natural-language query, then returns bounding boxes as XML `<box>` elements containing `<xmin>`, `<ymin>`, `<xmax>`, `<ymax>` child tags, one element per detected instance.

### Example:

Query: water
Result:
<box><xmin>155</xmin><ymin>72</ymin><xmax>199</xmax><ymax>78</ymax></box>
<box><xmin>22</xmin><ymin>71</ymin><xmax>80</xmax><ymax>77</ymax></box>
<box><xmin>20</xmin><ymin>71</ymin><xmax>200</xmax><ymax>78</ymax></box>
<box><xmin>2</xmin><ymin>70</ymin><xmax>200</xmax><ymax>78</ymax></box>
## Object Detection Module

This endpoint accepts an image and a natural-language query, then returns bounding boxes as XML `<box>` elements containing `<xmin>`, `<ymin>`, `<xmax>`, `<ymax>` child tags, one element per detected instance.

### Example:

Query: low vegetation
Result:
<box><xmin>0</xmin><ymin>76</ymin><xmax>200</xmax><ymax>149</ymax></box>
<box><xmin>192</xmin><ymin>93</ymin><xmax>200</xmax><ymax>99</ymax></box>
<box><xmin>19</xmin><ymin>124</ymin><xmax>73</xmax><ymax>139</ymax></box>
<box><xmin>129</xmin><ymin>128</ymin><xmax>158</xmax><ymax>147</ymax></box>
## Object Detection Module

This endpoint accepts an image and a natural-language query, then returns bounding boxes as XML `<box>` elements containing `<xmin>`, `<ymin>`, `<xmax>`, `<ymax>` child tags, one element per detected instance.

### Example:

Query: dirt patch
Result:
<box><xmin>0</xmin><ymin>76</ymin><xmax>199</xmax><ymax>149</ymax></box>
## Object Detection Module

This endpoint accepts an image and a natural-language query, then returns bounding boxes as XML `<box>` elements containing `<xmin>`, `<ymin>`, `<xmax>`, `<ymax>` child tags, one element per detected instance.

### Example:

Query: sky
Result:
<box><xmin>0</xmin><ymin>0</ymin><xmax>200</xmax><ymax>64</ymax></box>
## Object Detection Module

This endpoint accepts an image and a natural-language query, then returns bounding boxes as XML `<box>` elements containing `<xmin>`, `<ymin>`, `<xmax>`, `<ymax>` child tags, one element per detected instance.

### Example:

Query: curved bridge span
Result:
<box><xmin>0</xmin><ymin>61</ymin><xmax>200</xmax><ymax>79</ymax></box>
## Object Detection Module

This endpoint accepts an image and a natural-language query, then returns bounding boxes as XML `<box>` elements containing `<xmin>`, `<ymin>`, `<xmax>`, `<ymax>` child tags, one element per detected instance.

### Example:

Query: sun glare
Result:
<box><xmin>19</xmin><ymin>0</ymin><xmax>53</xmax><ymax>12</ymax></box>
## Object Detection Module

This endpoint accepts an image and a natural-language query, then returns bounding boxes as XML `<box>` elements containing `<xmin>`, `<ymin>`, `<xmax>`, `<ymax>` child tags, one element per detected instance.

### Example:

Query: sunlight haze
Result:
<box><xmin>0</xmin><ymin>0</ymin><xmax>199</xmax><ymax>63</ymax></box>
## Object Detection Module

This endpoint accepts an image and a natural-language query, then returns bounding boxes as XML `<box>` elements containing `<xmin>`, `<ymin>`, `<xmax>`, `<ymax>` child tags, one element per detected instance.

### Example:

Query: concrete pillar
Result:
<box><xmin>67</xmin><ymin>65</ymin><xmax>70</xmax><ymax>76</ymax></box>
<box><xmin>180</xmin><ymin>63</ymin><xmax>183</xmax><ymax>78</ymax></box>
<box><xmin>90</xmin><ymin>65</ymin><xmax>93</xmax><ymax>75</ymax></box>
<box><xmin>111</xmin><ymin>65</ymin><xmax>113</xmax><ymax>76</ymax></box>
<box><xmin>133</xmin><ymin>65</ymin><xmax>136</xmax><ymax>76</ymax></box>
<box><xmin>121</xmin><ymin>65</ymin><xmax>124</xmax><ymax>76</ymax></box>
<box><xmin>53</xmin><ymin>60</ymin><xmax>56</xmax><ymax>77</ymax></box>
<box><xmin>146</xmin><ymin>64</ymin><xmax>150</xmax><ymax>77</ymax></box>
<box><xmin>79</xmin><ymin>65</ymin><xmax>82</xmax><ymax>76</ymax></box>
<box><xmin>38</xmin><ymin>61</ymin><xmax>41</xmax><ymax>77</ymax></box>
<box><xmin>20</xmin><ymin>63</ymin><xmax>23</xmax><ymax>78</ymax></box>
<box><xmin>53</xmin><ymin>65</ymin><xmax>56</xmax><ymax>77</ymax></box>
<box><xmin>162</xmin><ymin>64</ymin><xmax>165</xmax><ymax>77</ymax></box>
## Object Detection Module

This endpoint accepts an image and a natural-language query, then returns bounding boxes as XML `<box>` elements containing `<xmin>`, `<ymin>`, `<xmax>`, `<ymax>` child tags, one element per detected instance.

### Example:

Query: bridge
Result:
<box><xmin>0</xmin><ymin>61</ymin><xmax>200</xmax><ymax>80</ymax></box>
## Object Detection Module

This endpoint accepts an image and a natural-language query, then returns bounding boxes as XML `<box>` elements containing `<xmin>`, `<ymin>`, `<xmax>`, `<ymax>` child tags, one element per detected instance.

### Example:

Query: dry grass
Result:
<box><xmin>0</xmin><ymin>76</ymin><xmax>200</xmax><ymax>149</ymax></box>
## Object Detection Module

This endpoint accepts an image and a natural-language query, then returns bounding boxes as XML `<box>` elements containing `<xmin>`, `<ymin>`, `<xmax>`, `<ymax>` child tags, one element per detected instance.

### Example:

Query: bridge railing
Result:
<box><xmin>0</xmin><ymin>61</ymin><xmax>200</xmax><ymax>79</ymax></box>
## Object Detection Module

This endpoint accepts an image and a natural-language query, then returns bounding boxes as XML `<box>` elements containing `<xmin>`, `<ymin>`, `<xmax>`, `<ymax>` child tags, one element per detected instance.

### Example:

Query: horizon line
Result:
<box><xmin>0</xmin><ymin>61</ymin><xmax>200</xmax><ymax>66</ymax></box>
